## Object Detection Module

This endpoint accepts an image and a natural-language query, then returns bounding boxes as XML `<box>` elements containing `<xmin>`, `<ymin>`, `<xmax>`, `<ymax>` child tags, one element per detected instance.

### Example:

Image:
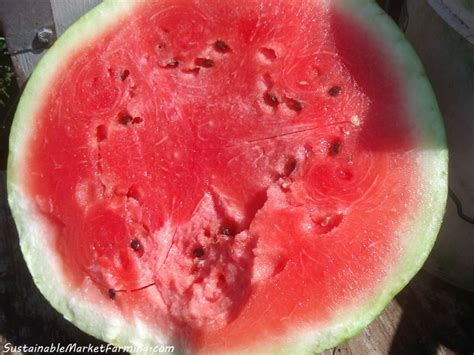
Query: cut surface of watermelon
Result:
<box><xmin>8</xmin><ymin>0</ymin><xmax>447</xmax><ymax>353</ymax></box>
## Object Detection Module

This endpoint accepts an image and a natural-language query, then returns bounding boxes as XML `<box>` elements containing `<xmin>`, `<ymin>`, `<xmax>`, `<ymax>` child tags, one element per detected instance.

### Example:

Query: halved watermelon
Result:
<box><xmin>8</xmin><ymin>0</ymin><xmax>447</xmax><ymax>353</ymax></box>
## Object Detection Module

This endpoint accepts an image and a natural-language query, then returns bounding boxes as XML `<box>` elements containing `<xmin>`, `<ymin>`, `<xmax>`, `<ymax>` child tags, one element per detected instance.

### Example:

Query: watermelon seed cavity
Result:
<box><xmin>328</xmin><ymin>86</ymin><xmax>342</xmax><ymax>97</ymax></box>
<box><xmin>181</xmin><ymin>68</ymin><xmax>200</xmax><ymax>76</ymax></box>
<box><xmin>280</xmin><ymin>178</ymin><xmax>292</xmax><ymax>191</ymax></box>
<box><xmin>108</xmin><ymin>288</ymin><xmax>116</xmax><ymax>300</ymax></box>
<box><xmin>262</xmin><ymin>73</ymin><xmax>273</xmax><ymax>88</ymax></box>
<box><xmin>259</xmin><ymin>47</ymin><xmax>277</xmax><ymax>61</ymax></box>
<box><xmin>164</xmin><ymin>59</ymin><xmax>179</xmax><ymax>68</ymax></box>
<box><xmin>221</xmin><ymin>227</ymin><xmax>232</xmax><ymax>236</ymax></box>
<box><xmin>312</xmin><ymin>213</ymin><xmax>344</xmax><ymax>234</ymax></box>
<box><xmin>119</xmin><ymin>113</ymin><xmax>133</xmax><ymax>125</ymax></box>
<box><xmin>263</xmin><ymin>92</ymin><xmax>279</xmax><ymax>107</ymax></box>
<box><xmin>330</xmin><ymin>140</ymin><xmax>342</xmax><ymax>155</ymax></box>
<box><xmin>130</xmin><ymin>239</ymin><xmax>142</xmax><ymax>252</ymax></box>
<box><xmin>96</xmin><ymin>125</ymin><xmax>107</xmax><ymax>142</ymax></box>
<box><xmin>193</xmin><ymin>247</ymin><xmax>205</xmax><ymax>258</ymax></box>
<box><xmin>283</xmin><ymin>97</ymin><xmax>303</xmax><ymax>112</ymax></box>
<box><xmin>283</xmin><ymin>157</ymin><xmax>297</xmax><ymax>176</ymax></box>
<box><xmin>195</xmin><ymin>58</ymin><xmax>214</xmax><ymax>68</ymax></box>
<box><xmin>120</xmin><ymin>69</ymin><xmax>130</xmax><ymax>81</ymax></box>
<box><xmin>214</xmin><ymin>40</ymin><xmax>231</xmax><ymax>53</ymax></box>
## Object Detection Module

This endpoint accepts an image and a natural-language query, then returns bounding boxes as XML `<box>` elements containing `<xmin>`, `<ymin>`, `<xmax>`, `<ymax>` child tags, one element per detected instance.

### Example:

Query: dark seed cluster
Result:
<box><xmin>195</xmin><ymin>58</ymin><xmax>214</xmax><ymax>68</ymax></box>
<box><xmin>193</xmin><ymin>247</ymin><xmax>205</xmax><ymax>258</ymax></box>
<box><xmin>214</xmin><ymin>40</ymin><xmax>231</xmax><ymax>53</ymax></box>
<box><xmin>130</xmin><ymin>239</ymin><xmax>142</xmax><ymax>251</ymax></box>
<box><xmin>328</xmin><ymin>86</ymin><xmax>342</xmax><ymax>97</ymax></box>
<box><xmin>264</xmin><ymin>92</ymin><xmax>279</xmax><ymax>107</ymax></box>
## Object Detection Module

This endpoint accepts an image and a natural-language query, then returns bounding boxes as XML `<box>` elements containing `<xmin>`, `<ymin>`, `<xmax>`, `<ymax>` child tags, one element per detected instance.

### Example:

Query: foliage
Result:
<box><xmin>0</xmin><ymin>36</ymin><xmax>15</xmax><ymax>108</ymax></box>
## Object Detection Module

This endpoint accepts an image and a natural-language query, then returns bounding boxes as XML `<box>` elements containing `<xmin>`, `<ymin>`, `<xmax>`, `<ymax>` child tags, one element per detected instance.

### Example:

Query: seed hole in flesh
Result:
<box><xmin>283</xmin><ymin>157</ymin><xmax>297</xmax><ymax>176</ymax></box>
<box><xmin>328</xmin><ymin>86</ymin><xmax>342</xmax><ymax>97</ymax></box>
<box><xmin>128</xmin><ymin>85</ymin><xmax>137</xmax><ymax>98</ymax></box>
<box><xmin>120</xmin><ymin>69</ymin><xmax>130</xmax><ymax>81</ymax></box>
<box><xmin>157</xmin><ymin>42</ymin><xmax>166</xmax><ymax>51</ymax></box>
<box><xmin>181</xmin><ymin>68</ymin><xmax>200</xmax><ymax>76</ymax></box>
<box><xmin>214</xmin><ymin>40</ymin><xmax>231</xmax><ymax>53</ymax></box>
<box><xmin>262</xmin><ymin>73</ymin><xmax>273</xmax><ymax>89</ymax></box>
<box><xmin>127</xmin><ymin>184</ymin><xmax>143</xmax><ymax>202</ymax></box>
<box><xmin>329</xmin><ymin>140</ymin><xmax>342</xmax><ymax>155</ymax></box>
<box><xmin>304</xmin><ymin>143</ymin><xmax>314</xmax><ymax>159</ymax></box>
<box><xmin>312</xmin><ymin>213</ymin><xmax>344</xmax><ymax>234</ymax></box>
<box><xmin>119</xmin><ymin>112</ymin><xmax>133</xmax><ymax>125</ymax></box>
<box><xmin>130</xmin><ymin>238</ymin><xmax>142</xmax><ymax>252</ymax></box>
<box><xmin>193</xmin><ymin>246</ymin><xmax>205</xmax><ymax>258</ymax></box>
<box><xmin>280</xmin><ymin>178</ymin><xmax>292</xmax><ymax>191</ymax></box>
<box><xmin>274</xmin><ymin>256</ymin><xmax>288</xmax><ymax>274</ymax></box>
<box><xmin>163</xmin><ymin>59</ymin><xmax>179</xmax><ymax>68</ymax></box>
<box><xmin>217</xmin><ymin>273</ymin><xmax>227</xmax><ymax>286</ymax></box>
<box><xmin>108</xmin><ymin>288</ymin><xmax>116</xmax><ymax>300</ymax></box>
<box><xmin>221</xmin><ymin>227</ymin><xmax>232</xmax><ymax>236</ymax></box>
<box><xmin>263</xmin><ymin>92</ymin><xmax>279</xmax><ymax>107</ymax></box>
<box><xmin>259</xmin><ymin>47</ymin><xmax>277</xmax><ymax>61</ymax></box>
<box><xmin>96</xmin><ymin>125</ymin><xmax>107</xmax><ymax>142</ymax></box>
<box><xmin>195</xmin><ymin>58</ymin><xmax>214</xmax><ymax>68</ymax></box>
<box><xmin>132</xmin><ymin>116</ymin><xmax>143</xmax><ymax>124</ymax></box>
<box><xmin>284</xmin><ymin>97</ymin><xmax>303</xmax><ymax>112</ymax></box>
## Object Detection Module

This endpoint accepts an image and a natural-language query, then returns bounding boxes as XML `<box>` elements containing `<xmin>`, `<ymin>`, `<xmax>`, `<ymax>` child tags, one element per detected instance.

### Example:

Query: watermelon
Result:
<box><xmin>7</xmin><ymin>0</ymin><xmax>447</xmax><ymax>353</ymax></box>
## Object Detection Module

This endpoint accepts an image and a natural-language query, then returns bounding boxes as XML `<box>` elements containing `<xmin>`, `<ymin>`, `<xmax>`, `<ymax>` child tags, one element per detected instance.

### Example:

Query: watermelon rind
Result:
<box><xmin>7</xmin><ymin>0</ymin><xmax>447</xmax><ymax>354</ymax></box>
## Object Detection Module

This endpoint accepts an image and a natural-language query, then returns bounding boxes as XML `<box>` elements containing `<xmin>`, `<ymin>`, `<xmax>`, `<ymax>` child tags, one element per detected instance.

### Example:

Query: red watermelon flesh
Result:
<box><xmin>9</xmin><ymin>0</ymin><xmax>445</xmax><ymax>353</ymax></box>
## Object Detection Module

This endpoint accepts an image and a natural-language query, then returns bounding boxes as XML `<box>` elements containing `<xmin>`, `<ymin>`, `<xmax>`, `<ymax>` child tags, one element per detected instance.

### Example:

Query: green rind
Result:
<box><xmin>7</xmin><ymin>0</ymin><xmax>447</xmax><ymax>354</ymax></box>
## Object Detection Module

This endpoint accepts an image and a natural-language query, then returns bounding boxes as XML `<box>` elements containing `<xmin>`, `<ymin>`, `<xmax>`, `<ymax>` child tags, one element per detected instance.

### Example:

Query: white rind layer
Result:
<box><xmin>7</xmin><ymin>0</ymin><xmax>447</xmax><ymax>354</ymax></box>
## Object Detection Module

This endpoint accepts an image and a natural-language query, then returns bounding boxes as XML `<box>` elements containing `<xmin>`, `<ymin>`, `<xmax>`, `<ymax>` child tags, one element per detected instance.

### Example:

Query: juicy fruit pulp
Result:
<box><xmin>25</xmin><ymin>0</ymin><xmax>422</xmax><ymax>351</ymax></box>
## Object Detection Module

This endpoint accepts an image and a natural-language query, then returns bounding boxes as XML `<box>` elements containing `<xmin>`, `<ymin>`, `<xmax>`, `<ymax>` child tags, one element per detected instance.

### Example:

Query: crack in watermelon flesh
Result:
<box><xmin>26</xmin><ymin>0</ymin><xmax>421</xmax><ymax>351</ymax></box>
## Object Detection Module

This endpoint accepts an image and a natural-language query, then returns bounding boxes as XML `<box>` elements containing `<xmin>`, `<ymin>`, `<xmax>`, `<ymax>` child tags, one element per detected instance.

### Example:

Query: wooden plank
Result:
<box><xmin>1</xmin><ymin>0</ymin><xmax>101</xmax><ymax>86</ymax></box>
<box><xmin>0</xmin><ymin>0</ymin><xmax>56</xmax><ymax>86</ymax></box>
<box><xmin>50</xmin><ymin>0</ymin><xmax>101</xmax><ymax>35</ymax></box>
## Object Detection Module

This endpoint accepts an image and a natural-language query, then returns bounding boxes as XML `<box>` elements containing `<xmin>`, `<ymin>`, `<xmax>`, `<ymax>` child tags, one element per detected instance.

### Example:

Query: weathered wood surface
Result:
<box><xmin>0</xmin><ymin>0</ymin><xmax>56</xmax><ymax>86</ymax></box>
<box><xmin>0</xmin><ymin>0</ymin><xmax>100</xmax><ymax>86</ymax></box>
<box><xmin>50</xmin><ymin>0</ymin><xmax>101</xmax><ymax>35</ymax></box>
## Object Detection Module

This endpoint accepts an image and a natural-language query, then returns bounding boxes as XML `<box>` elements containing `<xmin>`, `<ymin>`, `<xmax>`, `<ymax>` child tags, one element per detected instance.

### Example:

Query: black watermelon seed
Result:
<box><xmin>195</xmin><ymin>58</ymin><xmax>214</xmax><ymax>68</ymax></box>
<box><xmin>193</xmin><ymin>247</ymin><xmax>205</xmax><ymax>258</ymax></box>
<box><xmin>330</xmin><ymin>141</ymin><xmax>342</xmax><ymax>155</ymax></box>
<box><xmin>120</xmin><ymin>69</ymin><xmax>130</xmax><ymax>81</ymax></box>
<box><xmin>130</xmin><ymin>239</ymin><xmax>142</xmax><ymax>251</ymax></box>
<box><xmin>328</xmin><ymin>86</ymin><xmax>342</xmax><ymax>97</ymax></box>
<box><xmin>264</xmin><ymin>92</ymin><xmax>279</xmax><ymax>107</ymax></box>
<box><xmin>120</xmin><ymin>114</ymin><xmax>133</xmax><ymax>125</ymax></box>
<box><xmin>221</xmin><ymin>227</ymin><xmax>232</xmax><ymax>236</ymax></box>
<box><xmin>284</xmin><ymin>157</ymin><xmax>297</xmax><ymax>176</ymax></box>
<box><xmin>214</xmin><ymin>40</ymin><xmax>231</xmax><ymax>53</ymax></box>
<box><xmin>108</xmin><ymin>288</ymin><xmax>116</xmax><ymax>300</ymax></box>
